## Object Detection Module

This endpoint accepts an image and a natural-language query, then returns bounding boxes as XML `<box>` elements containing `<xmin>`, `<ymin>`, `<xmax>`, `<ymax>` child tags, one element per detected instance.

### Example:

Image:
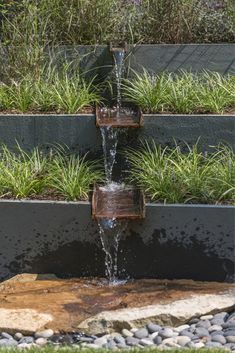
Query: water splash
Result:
<box><xmin>100</xmin><ymin>126</ymin><xmax>118</xmax><ymax>183</ymax></box>
<box><xmin>98</xmin><ymin>217</ymin><xmax>128</xmax><ymax>284</ymax></box>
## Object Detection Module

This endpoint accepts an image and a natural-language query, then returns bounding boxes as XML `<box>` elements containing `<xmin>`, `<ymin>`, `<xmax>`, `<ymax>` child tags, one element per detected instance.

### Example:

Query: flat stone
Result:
<box><xmin>179</xmin><ymin>330</ymin><xmax>194</xmax><ymax>338</ymax></box>
<box><xmin>114</xmin><ymin>335</ymin><xmax>126</xmax><ymax>345</ymax></box>
<box><xmin>78</xmin><ymin>284</ymin><xmax>235</xmax><ymax>334</ymax></box>
<box><xmin>84</xmin><ymin>343</ymin><xmax>100</xmax><ymax>349</ymax></box>
<box><xmin>223</xmin><ymin>321</ymin><xmax>235</xmax><ymax>329</ymax></box>
<box><xmin>212</xmin><ymin>334</ymin><xmax>226</xmax><ymax>344</ymax></box>
<box><xmin>19</xmin><ymin>336</ymin><xmax>34</xmax><ymax>344</ymax></box>
<box><xmin>0</xmin><ymin>309</ymin><xmax>52</xmax><ymax>335</ymax></box>
<box><xmin>227</xmin><ymin>336</ymin><xmax>235</xmax><ymax>343</ymax></box>
<box><xmin>176</xmin><ymin>336</ymin><xmax>191</xmax><ymax>346</ymax></box>
<box><xmin>1</xmin><ymin>332</ymin><xmax>13</xmax><ymax>339</ymax></box>
<box><xmin>134</xmin><ymin>328</ymin><xmax>148</xmax><ymax>339</ymax></box>
<box><xmin>35</xmin><ymin>329</ymin><xmax>54</xmax><ymax>339</ymax></box>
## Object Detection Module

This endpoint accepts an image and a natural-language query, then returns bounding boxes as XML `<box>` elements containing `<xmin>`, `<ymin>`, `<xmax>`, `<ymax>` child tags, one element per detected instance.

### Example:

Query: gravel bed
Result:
<box><xmin>0</xmin><ymin>310</ymin><xmax>235</xmax><ymax>350</ymax></box>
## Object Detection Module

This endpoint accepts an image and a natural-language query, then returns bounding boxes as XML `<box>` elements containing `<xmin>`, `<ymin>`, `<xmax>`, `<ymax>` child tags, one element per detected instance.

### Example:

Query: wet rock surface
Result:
<box><xmin>0</xmin><ymin>275</ymin><xmax>234</xmax><ymax>349</ymax></box>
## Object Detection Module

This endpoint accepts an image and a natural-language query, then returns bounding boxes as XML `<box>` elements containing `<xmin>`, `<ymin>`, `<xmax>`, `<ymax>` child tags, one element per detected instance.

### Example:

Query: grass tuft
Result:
<box><xmin>126</xmin><ymin>141</ymin><xmax>235</xmax><ymax>204</ymax></box>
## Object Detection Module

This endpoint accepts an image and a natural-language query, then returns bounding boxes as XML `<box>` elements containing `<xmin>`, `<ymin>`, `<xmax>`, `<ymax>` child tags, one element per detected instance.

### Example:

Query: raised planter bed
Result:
<box><xmin>0</xmin><ymin>200</ymin><xmax>234</xmax><ymax>282</ymax></box>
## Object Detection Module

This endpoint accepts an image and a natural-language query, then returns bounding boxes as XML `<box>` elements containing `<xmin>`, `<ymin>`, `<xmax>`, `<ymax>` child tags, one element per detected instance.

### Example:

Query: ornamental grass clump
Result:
<box><xmin>48</xmin><ymin>150</ymin><xmax>103</xmax><ymax>201</ymax></box>
<box><xmin>0</xmin><ymin>145</ymin><xmax>48</xmax><ymax>198</ymax></box>
<box><xmin>0</xmin><ymin>68</ymin><xmax>101</xmax><ymax>113</ymax></box>
<box><xmin>127</xmin><ymin>141</ymin><xmax>235</xmax><ymax>204</ymax></box>
<box><xmin>123</xmin><ymin>71</ymin><xmax>235</xmax><ymax>114</ymax></box>
<box><xmin>0</xmin><ymin>145</ymin><xmax>103</xmax><ymax>200</ymax></box>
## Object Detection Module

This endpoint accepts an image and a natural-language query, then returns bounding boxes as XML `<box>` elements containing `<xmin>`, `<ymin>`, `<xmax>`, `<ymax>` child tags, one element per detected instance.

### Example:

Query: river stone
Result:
<box><xmin>14</xmin><ymin>333</ymin><xmax>23</xmax><ymax>341</ymax></box>
<box><xmin>134</xmin><ymin>328</ymin><xmax>148</xmax><ymax>339</ymax></box>
<box><xmin>84</xmin><ymin>343</ymin><xmax>100</xmax><ymax>349</ymax></box>
<box><xmin>78</xmin><ymin>337</ymin><xmax>94</xmax><ymax>343</ymax></box>
<box><xmin>212</xmin><ymin>335</ymin><xmax>226</xmax><ymax>344</ymax></box>
<box><xmin>224</xmin><ymin>330</ymin><xmax>235</xmax><ymax>337</ymax></box>
<box><xmin>227</xmin><ymin>312</ymin><xmax>235</xmax><ymax>321</ymax></box>
<box><xmin>35</xmin><ymin>337</ymin><xmax>47</xmax><ymax>346</ymax></box>
<box><xmin>126</xmin><ymin>336</ymin><xmax>139</xmax><ymax>346</ymax></box>
<box><xmin>106</xmin><ymin>339</ymin><xmax>116</xmax><ymax>349</ymax></box>
<box><xmin>208</xmin><ymin>325</ymin><xmax>223</xmax><ymax>332</ymax></box>
<box><xmin>196</xmin><ymin>319</ymin><xmax>211</xmax><ymax>329</ymax></box>
<box><xmin>175</xmin><ymin>324</ymin><xmax>190</xmax><ymax>332</ymax></box>
<box><xmin>200</xmin><ymin>315</ymin><xmax>214</xmax><ymax>320</ymax></box>
<box><xmin>223</xmin><ymin>321</ymin><xmax>235</xmax><ymax>329</ymax></box>
<box><xmin>158</xmin><ymin>328</ymin><xmax>174</xmax><ymax>339</ymax></box>
<box><xmin>195</xmin><ymin>327</ymin><xmax>210</xmax><ymax>337</ymax></box>
<box><xmin>211</xmin><ymin>318</ymin><xmax>225</xmax><ymax>326</ymax></box>
<box><xmin>226</xmin><ymin>336</ymin><xmax>235</xmax><ymax>343</ymax></box>
<box><xmin>35</xmin><ymin>329</ymin><xmax>54</xmax><ymax>339</ymax></box>
<box><xmin>140</xmin><ymin>338</ymin><xmax>154</xmax><ymax>346</ymax></box>
<box><xmin>77</xmin><ymin>290</ymin><xmax>235</xmax><ymax>334</ymax></box>
<box><xmin>114</xmin><ymin>335</ymin><xmax>126</xmax><ymax>345</ymax></box>
<box><xmin>0</xmin><ymin>339</ymin><xmax>18</xmax><ymax>347</ymax></box>
<box><xmin>94</xmin><ymin>337</ymin><xmax>108</xmax><ymax>346</ymax></box>
<box><xmin>176</xmin><ymin>336</ymin><xmax>191</xmax><ymax>346</ymax></box>
<box><xmin>122</xmin><ymin>329</ymin><xmax>133</xmax><ymax>337</ymax></box>
<box><xmin>147</xmin><ymin>323</ymin><xmax>161</xmax><ymax>333</ymax></box>
<box><xmin>1</xmin><ymin>332</ymin><xmax>13</xmax><ymax>340</ymax></box>
<box><xmin>19</xmin><ymin>336</ymin><xmax>34</xmax><ymax>344</ymax></box>
<box><xmin>153</xmin><ymin>335</ymin><xmax>162</xmax><ymax>345</ymax></box>
<box><xmin>179</xmin><ymin>330</ymin><xmax>195</xmax><ymax>338</ymax></box>
<box><xmin>194</xmin><ymin>342</ymin><xmax>205</xmax><ymax>348</ymax></box>
<box><xmin>206</xmin><ymin>341</ymin><xmax>222</xmax><ymax>348</ymax></box>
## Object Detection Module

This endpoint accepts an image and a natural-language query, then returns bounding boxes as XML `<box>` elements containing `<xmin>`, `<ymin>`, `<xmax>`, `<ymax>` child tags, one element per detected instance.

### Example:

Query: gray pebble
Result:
<box><xmin>84</xmin><ymin>343</ymin><xmax>100</xmax><ymax>349</ymax></box>
<box><xmin>223</xmin><ymin>321</ymin><xmax>235</xmax><ymax>329</ymax></box>
<box><xmin>224</xmin><ymin>330</ymin><xmax>235</xmax><ymax>337</ymax></box>
<box><xmin>94</xmin><ymin>337</ymin><xmax>107</xmax><ymax>346</ymax></box>
<box><xmin>126</xmin><ymin>336</ymin><xmax>139</xmax><ymax>346</ymax></box>
<box><xmin>189</xmin><ymin>318</ymin><xmax>200</xmax><ymax>324</ymax></box>
<box><xmin>106</xmin><ymin>339</ymin><xmax>116</xmax><ymax>349</ymax></box>
<box><xmin>116</xmin><ymin>343</ymin><xmax>127</xmax><ymax>349</ymax></box>
<box><xmin>195</xmin><ymin>327</ymin><xmax>210</xmax><ymax>338</ymax></box>
<box><xmin>153</xmin><ymin>335</ymin><xmax>162</xmax><ymax>345</ymax></box>
<box><xmin>114</xmin><ymin>335</ymin><xmax>126</xmax><ymax>345</ymax></box>
<box><xmin>211</xmin><ymin>318</ymin><xmax>225</xmax><ymax>326</ymax></box>
<box><xmin>0</xmin><ymin>339</ymin><xmax>18</xmax><ymax>347</ymax></box>
<box><xmin>134</xmin><ymin>328</ymin><xmax>148</xmax><ymax>339</ymax></box>
<box><xmin>19</xmin><ymin>336</ymin><xmax>34</xmax><ymax>344</ymax></box>
<box><xmin>212</xmin><ymin>334</ymin><xmax>226</xmax><ymax>344</ymax></box>
<box><xmin>139</xmin><ymin>338</ymin><xmax>154</xmax><ymax>346</ymax></box>
<box><xmin>196</xmin><ymin>319</ymin><xmax>211</xmax><ymax>329</ymax></box>
<box><xmin>226</xmin><ymin>336</ymin><xmax>235</xmax><ymax>344</ymax></box>
<box><xmin>211</xmin><ymin>330</ymin><xmax>224</xmax><ymax>336</ymax></box>
<box><xmin>206</xmin><ymin>341</ymin><xmax>222</xmax><ymax>348</ymax></box>
<box><xmin>227</xmin><ymin>312</ymin><xmax>235</xmax><ymax>321</ymax></box>
<box><xmin>179</xmin><ymin>330</ymin><xmax>194</xmax><ymax>338</ymax></box>
<box><xmin>158</xmin><ymin>328</ymin><xmax>174</xmax><ymax>339</ymax></box>
<box><xmin>79</xmin><ymin>337</ymin><xmax>94</xmax><ymax>343</ymax></box>
<box><xmin>147</xmin><ymin>323</ymin><xmax>161</xmax><ymax>333</ymax></box>
<box><xmin>208</xmin><ymin>325</ymin><xmax>223</xmax><ymax>332</ymax></box>
<box><xmin>1</xmin><ymin>332</ymin><xmax>13</xmax><ymax>340</ymax></box>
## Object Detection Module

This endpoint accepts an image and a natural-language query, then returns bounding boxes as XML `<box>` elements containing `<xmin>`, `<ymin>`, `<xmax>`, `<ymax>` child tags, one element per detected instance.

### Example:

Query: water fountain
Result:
<box><xmin>93</xmin><ymin>43</ymin><xmax>145</xmax><ymax>283</ymax></box>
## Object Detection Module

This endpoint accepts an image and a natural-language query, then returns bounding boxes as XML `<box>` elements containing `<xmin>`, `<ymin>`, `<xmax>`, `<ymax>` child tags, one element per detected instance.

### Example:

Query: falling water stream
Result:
<box><xmin>98</xmin><ymin>48</ymin><xmax>128</xmax><ymax>284</ymax></box>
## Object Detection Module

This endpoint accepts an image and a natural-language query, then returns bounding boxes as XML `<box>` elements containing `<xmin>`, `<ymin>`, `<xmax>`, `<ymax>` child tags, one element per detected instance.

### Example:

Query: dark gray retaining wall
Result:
<box><xmin>0</xmin><ymin>115</ymin><xmax>234</xmax><ymax>153</ymax></box>
<box><xmin>0</xmin><ymin>200</ymin><xmax>234</xmax><ymax>282</ymax></box>
<box><xmin>44</xmin><ymin>44</ymin><xmax>235</xmax><ymax>75</ymax></box>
